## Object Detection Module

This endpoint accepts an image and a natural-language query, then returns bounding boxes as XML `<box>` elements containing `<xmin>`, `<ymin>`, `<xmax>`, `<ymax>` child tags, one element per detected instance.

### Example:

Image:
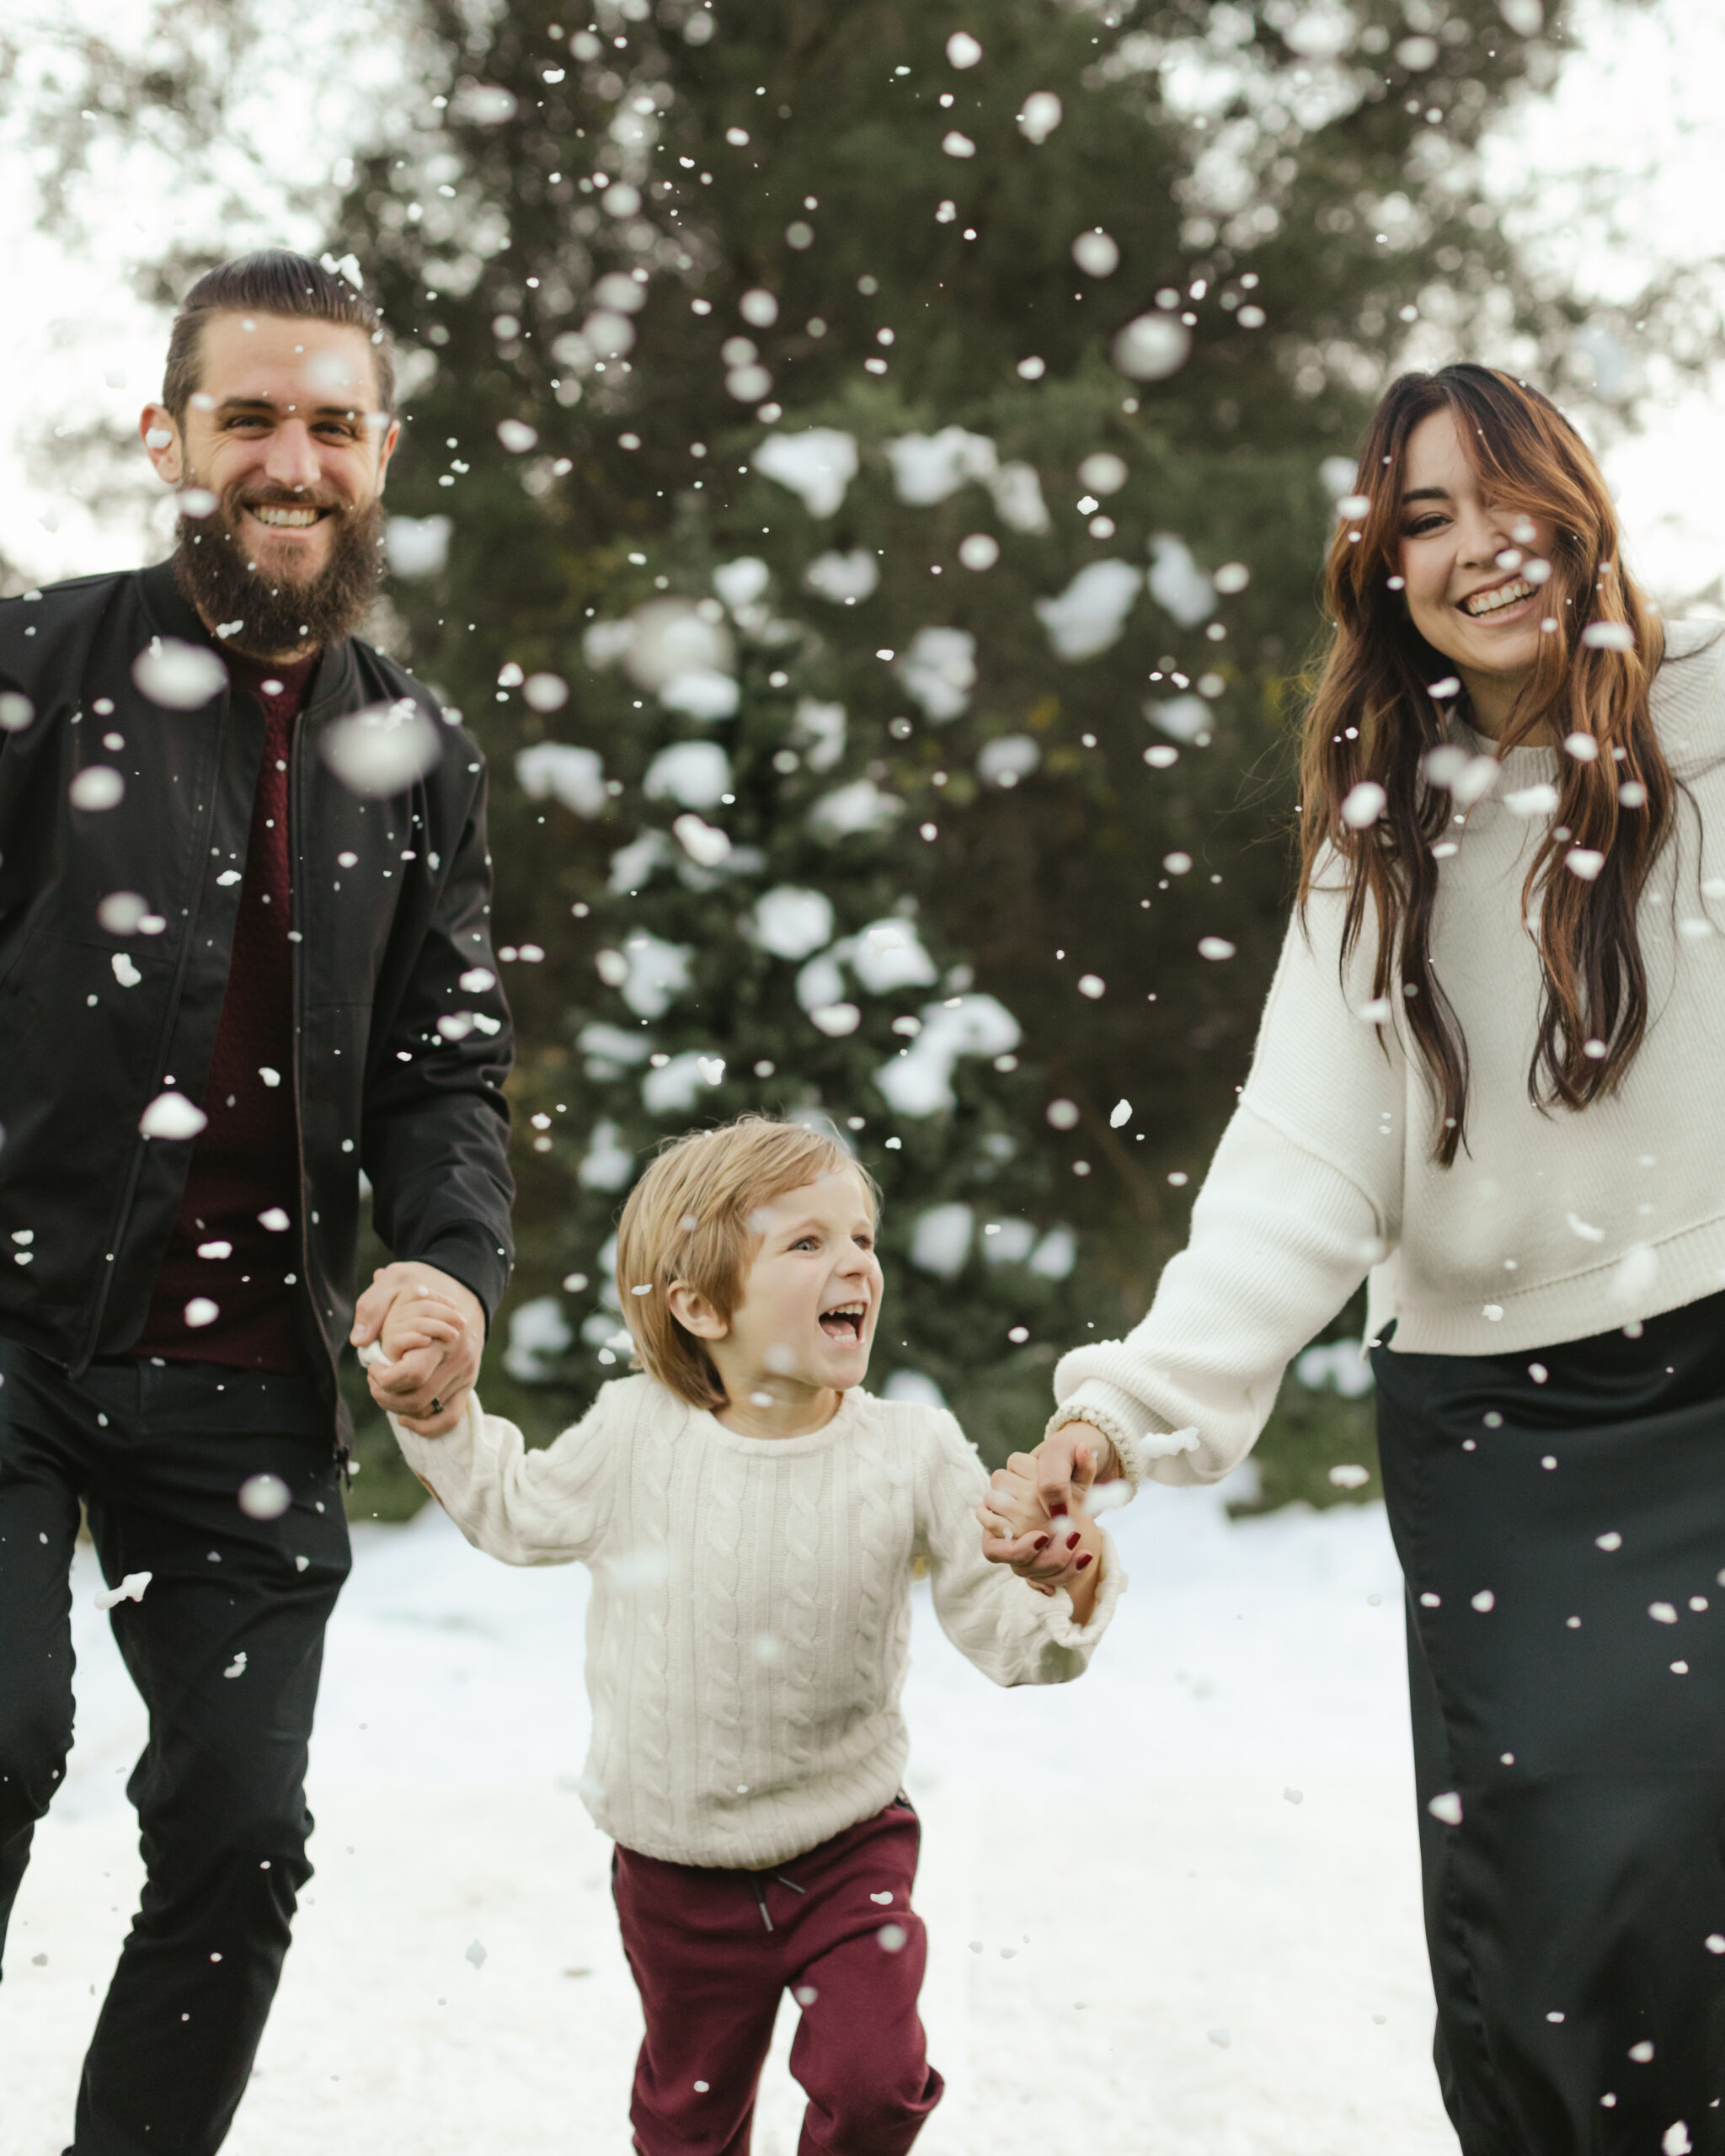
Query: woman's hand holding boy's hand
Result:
<box><xmin>1033</xmin><ymin>1422</ymin><xmax>1117</xmax><ymax>1519</ymax></box>
<box><xmin>975</xmin><ymin>1453</ymin><xmax>1104</xmax><ymax>1625</ymax></box>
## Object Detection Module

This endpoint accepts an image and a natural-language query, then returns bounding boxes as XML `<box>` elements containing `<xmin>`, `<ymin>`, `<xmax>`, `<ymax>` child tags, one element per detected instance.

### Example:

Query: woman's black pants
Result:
<box><xmin>0</xmin><ymin>1339</ymin><xmax>350</xmax><ymax>2156</ymax></box>
<box><xmin>1375</xmin><ymin>1292</ymin><xmax>1725</xmax><ymax>2155</ymax></box>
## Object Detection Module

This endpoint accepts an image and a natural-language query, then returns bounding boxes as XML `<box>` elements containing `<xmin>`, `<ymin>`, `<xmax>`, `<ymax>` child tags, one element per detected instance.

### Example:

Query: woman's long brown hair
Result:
<box><xmin>1299</xmin><ymin>363</ymin><xmax>1674</xmax><ymax>1166</ymax></box>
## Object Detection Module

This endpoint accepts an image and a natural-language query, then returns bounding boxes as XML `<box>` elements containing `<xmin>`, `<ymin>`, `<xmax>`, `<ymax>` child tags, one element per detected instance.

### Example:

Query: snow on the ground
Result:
<box><xmin>2</xmin><ymin>1480</ymin><xmax>1452</xmax><ymax>2155</ymax></box>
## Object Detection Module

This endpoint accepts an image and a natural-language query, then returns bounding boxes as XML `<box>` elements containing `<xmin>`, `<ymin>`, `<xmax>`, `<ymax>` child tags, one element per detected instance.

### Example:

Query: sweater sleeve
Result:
<box><xmin>389</xmin><ymin>1385</ymin><xmax>617</xmax><ymax>1565</ymax></box>
<box><xmin>1050</xmin><ymin>873</ymin><xmax>1405</xmax><ymax>1488</ymax></box>
<box><xmin>913</xmin><ymin>1411</ymin><xmax>1122</xmax><ymax>1684</ymax></box>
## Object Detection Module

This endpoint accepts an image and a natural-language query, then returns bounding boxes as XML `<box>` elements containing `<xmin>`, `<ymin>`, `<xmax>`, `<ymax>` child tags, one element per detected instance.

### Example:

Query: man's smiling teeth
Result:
<box><xmin>1464</xmin><ymin>578</ymin><xmax>1534</xmax><ymax>618</ymax></box>
<box><xmin>248</xmin><ymin>504</ymin><xmax>323</xmax><ymax>527</ymax></box>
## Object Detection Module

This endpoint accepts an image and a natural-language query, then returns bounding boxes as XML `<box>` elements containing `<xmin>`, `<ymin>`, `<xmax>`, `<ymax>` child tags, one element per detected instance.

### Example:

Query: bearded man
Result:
<box><xmin>0</xmin><ymin>251</ymin><xmax>515</xmax><ymax>2153</ymax></box>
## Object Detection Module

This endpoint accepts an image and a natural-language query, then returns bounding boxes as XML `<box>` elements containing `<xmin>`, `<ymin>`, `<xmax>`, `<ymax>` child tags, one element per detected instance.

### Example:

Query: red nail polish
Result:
<box><xmin>1066</xmin><ymin>1532</ymin><xmax>1081</xmax><ymax>1550</ymax></box>
<box><xmin>1075</xmin><ymin>1553</ymin><xmax>1093</xmax><ymax>1571</ymax></box>
<box><xmin>1033</xmin><ymin>1535</ymin><xmax>1051</xmax><ymax>1551</ymax></box>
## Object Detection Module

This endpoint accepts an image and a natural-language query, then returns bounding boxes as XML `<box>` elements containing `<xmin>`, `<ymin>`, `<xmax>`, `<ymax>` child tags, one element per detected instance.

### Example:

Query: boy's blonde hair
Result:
<box><xmin>615</xmin><ymin>1116</ymin><xmax>882</xmax><ymax>1411</ymax></box>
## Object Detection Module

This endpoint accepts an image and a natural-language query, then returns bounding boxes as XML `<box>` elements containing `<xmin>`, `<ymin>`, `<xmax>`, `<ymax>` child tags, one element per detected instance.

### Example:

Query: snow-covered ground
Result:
<box><xmin>2</xmin><ymin>1481</ymin><xmax>1451</xmax><ymax>2155</ymax></box>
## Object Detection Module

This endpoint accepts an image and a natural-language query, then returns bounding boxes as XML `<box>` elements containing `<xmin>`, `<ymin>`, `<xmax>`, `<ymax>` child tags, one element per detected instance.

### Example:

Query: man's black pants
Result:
<box><xmin>0</xmin><ymin>1339</ymin><xmax>351</xmax><ymax>2156</ymax></box>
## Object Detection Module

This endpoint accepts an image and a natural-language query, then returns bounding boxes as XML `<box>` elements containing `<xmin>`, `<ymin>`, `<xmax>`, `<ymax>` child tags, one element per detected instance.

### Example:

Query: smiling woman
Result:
<box><xmin>1301</xmin><ymin>365</ymin><xmax>1674</xmax><ymax>1159</ymax></box>
<box><xmin>1027</xmin><ymin>360</ymin><xmax>1725</xmax><ymax>2149</ymax></box>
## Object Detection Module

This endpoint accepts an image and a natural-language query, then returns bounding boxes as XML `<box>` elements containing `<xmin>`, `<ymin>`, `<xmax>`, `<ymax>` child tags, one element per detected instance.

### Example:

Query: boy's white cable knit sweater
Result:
<box><xmin>392</xmin><ymin>1374</ymin><xmax>1119</xmax><ymax>1870</ymax></box>
<box><xmin>1055</xmin><ymin>618</ymin><xmax>1725</xmax><ymax>1489</ymax></box>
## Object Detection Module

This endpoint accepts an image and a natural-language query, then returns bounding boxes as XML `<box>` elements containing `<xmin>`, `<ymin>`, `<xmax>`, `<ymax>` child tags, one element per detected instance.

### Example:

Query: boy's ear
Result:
<box><xmin>665</xmin><ymin>1282</ymin><xmax>729</xmax><ymax>1342</ymax></box>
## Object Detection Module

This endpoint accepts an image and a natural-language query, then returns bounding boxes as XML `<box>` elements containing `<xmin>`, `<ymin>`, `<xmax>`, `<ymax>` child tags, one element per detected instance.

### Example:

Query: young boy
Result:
<box><xmin>376</xmin><ymin>1116</ymin><xmax>1119</xmax><ymax>2153</ymax></box>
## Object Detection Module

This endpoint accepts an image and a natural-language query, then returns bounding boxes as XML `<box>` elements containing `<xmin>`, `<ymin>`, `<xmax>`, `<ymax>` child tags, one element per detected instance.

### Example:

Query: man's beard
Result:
<box><xmin>172</xmin><ymin>478</ymin><xmax>387</xmax><ymax>659</ymax></box>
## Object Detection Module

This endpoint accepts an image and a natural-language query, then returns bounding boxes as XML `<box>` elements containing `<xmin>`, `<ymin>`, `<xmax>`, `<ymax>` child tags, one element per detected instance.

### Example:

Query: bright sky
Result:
<box><xmin>3</xmin><ymin>0</ymin><xmax>1724</xmax><ymax>603</ymax></box>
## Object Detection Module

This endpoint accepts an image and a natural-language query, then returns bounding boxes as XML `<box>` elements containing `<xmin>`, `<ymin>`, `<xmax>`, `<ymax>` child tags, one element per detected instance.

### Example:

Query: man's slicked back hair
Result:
<box><xmin>162</xmin><ymin>250</ymin><xmax>394</xmax><ymax>425</ymax></box>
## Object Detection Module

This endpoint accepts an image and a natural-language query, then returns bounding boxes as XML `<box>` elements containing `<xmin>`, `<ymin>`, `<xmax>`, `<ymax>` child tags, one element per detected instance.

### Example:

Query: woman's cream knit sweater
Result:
<box><xmin>1055</xmin><ymin>618</ymin><xmax>1725</xmax><ymax>1489</ymax></box>
<box><xmin>394</xmin><ymin>1375</ymin><xmax>1119</xmax><ymax>1869</ymax></box>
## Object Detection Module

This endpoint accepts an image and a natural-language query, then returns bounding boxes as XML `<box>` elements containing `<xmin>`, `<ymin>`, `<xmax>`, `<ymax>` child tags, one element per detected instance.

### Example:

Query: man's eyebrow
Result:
<box><xmin>211</xmin><ymin>395</ymin><xmax>363</xmax><ymax>419</ymax></box>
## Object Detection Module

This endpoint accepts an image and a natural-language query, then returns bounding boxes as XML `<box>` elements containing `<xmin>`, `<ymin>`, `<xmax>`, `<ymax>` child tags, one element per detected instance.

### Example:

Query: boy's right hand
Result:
<box><xmin>977</xmin><ymin>1430</ymin><xmax>1106</xmax><ymax>1545</ymax></box>
<box><xmin>978</xmin><ymin>1454</ymin><xmax>1103</xmax><ymax>1619</ymax></box>
<box><xmin>976</xmin><ymin>1449</ymin><xmax>1099</xmax><ymax>1592</ymax></box>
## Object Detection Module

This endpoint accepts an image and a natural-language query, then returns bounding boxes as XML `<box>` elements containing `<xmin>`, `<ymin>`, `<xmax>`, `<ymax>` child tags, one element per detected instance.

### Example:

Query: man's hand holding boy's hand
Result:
<box><xmin>976</xmin><ymin>1451</ymin><xmax>1105</xmax><ymax>1625</ymax></box>
<box><xmin>351</xmin><ymin>1261</ymin><xmax>483</xmax><ymax>1435</ymax></box>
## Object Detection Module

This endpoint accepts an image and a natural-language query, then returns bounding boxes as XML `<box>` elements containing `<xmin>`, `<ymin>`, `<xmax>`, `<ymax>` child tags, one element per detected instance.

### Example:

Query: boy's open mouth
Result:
<box><xmin>819</xmin><ymin>1301</ymin><xmax>867</xmax><ymax>1341</ymax></box>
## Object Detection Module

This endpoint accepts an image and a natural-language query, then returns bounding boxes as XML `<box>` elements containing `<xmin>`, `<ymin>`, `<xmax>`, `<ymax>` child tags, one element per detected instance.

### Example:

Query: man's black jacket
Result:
<box><xmin>0</xmin><ymin>560</ymin><xmax>515</xmax><ymax>1444</ymax></box>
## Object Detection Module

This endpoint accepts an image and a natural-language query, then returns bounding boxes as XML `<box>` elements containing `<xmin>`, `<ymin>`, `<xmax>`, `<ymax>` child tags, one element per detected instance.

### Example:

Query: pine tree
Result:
<box><xmin>323</xmin><ymin>0</ymin><xmax>1582</xmax><ymax>1479</ymax></box>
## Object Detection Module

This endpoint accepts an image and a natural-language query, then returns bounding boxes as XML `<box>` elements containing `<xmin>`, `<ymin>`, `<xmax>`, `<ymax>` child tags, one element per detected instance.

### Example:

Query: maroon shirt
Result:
<box><xmin>132</xmin><ymin>649</ymin><xmax>317</xmax><ymax>1373</ymax></box>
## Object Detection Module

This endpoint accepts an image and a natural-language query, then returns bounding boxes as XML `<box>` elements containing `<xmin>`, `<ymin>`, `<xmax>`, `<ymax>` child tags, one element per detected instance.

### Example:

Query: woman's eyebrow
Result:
<box><xmin>1402</xmin><ymin>484</ymin><xmax>1451</xmax><ymax>504</ymax></box>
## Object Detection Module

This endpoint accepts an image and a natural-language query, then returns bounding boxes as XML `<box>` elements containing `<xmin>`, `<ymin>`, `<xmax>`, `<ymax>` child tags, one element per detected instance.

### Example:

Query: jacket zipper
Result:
<box><xmin>288</xmin><ymin>682</ymin><xmax>342</xmax><ymax>1460</ymax></box>
<box><xmin>77</xmin><ymin>699</ymin><xmax>227</xmax><ymax>1371</ymax></box>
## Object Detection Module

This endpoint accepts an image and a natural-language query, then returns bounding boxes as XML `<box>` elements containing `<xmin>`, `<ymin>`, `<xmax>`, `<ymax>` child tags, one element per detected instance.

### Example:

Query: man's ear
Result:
<box><xmin>665</xmin><ymin>1283</ymin><xmax>728</xmax><ymax>1342</ymax></box>
<box><xmin>373</xmin><ymin>414</ymin><xmax>403</xmax><ymax>490</ymax></box>
<box><xmin>140</xmin><ymin>404</ymin><xmax>184</xmax><ymax>487</ymax></box>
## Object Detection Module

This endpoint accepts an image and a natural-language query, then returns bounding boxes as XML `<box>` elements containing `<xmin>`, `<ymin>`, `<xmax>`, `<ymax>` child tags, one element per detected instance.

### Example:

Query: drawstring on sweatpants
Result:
<box><xmin>748</xmin><ymin>1871</ymin><xmax>808</xmax><ymax>1932</ymax></box>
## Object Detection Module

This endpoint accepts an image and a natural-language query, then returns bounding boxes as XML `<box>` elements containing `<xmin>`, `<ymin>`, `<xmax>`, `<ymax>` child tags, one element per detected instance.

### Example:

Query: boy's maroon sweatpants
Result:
<box><xmin>611</xmin><ymin>1798</ymin><xmax>943</xmax><ymax>2156</ymax></box>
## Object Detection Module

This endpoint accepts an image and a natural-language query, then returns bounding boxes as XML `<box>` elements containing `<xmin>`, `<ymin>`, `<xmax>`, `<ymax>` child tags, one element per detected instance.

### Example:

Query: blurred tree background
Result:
<box><xmin>5</xmin><ymin>0</ymin><xmax>1684</xmax><ymax>1518</ymax></box>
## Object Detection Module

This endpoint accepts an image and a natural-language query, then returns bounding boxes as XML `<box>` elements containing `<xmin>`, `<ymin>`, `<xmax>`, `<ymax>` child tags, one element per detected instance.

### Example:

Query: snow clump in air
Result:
<box><xmin>911</xmin><ymin>1202</ymin><xmax>974</xmax><ymax>1278</ymax></box>
<box><xmin>72</xmin><ymin>768</ymin><xmax>125</xmax><ymax>812</ymax></box>
<box><xmin>132</xmin><ymin>639</ymin><xmax>227</xmax><ymax>709</ymax></box>
<box><xmin>1017</xmin><ymin>92</ymin><xmax>1062</xmax><ymax>143</ymax></box>
<box><xmin>238</xmin><ymin>1473</ymin><xmax>293</xmax><ymax>1520</ymax></box>
<box><xmin>977</xmin><ymin>735</ymin><xmax>1040</xmax><ymax>787</ymax></box>
<box><xmin>1146</xmin><ymin>694</ymin><xmax>1210</xmax><ymax>743</ymax></box>
<box><xmin>1112</xmin><ymin>313</ymin><xmax>1189</xmax><ymax>381</ymax></box>
<box><xmin>1072</xmin><ymin>230</ymin><xmax>1120</xmax><ymax>277</ymax></box>
<box><xmin>386</xmin><ymin>515</ymin><xmax>451</xmax><ymax>578</ymax></box>
<box><xmin>320</xmin><ymin>700</ymin><xmax>442</xmax><ymax>797</ymax></box>
<box><xmin>140</xmin><ymin>1092</ymin><xmax>208</xmax><ymax>1140</ymax></box>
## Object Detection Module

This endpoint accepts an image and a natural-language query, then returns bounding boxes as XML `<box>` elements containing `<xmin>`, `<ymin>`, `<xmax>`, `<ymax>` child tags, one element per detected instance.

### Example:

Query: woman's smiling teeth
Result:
<box><xmin>819</xmin><ymin>1301</ymin><xmax>867</xmax><ymax>1341</ymax></box>
<box><xmin>1463</xmin><ymin>577</ymin><xmax>1535</xmax><ymax>618</ymax></box>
